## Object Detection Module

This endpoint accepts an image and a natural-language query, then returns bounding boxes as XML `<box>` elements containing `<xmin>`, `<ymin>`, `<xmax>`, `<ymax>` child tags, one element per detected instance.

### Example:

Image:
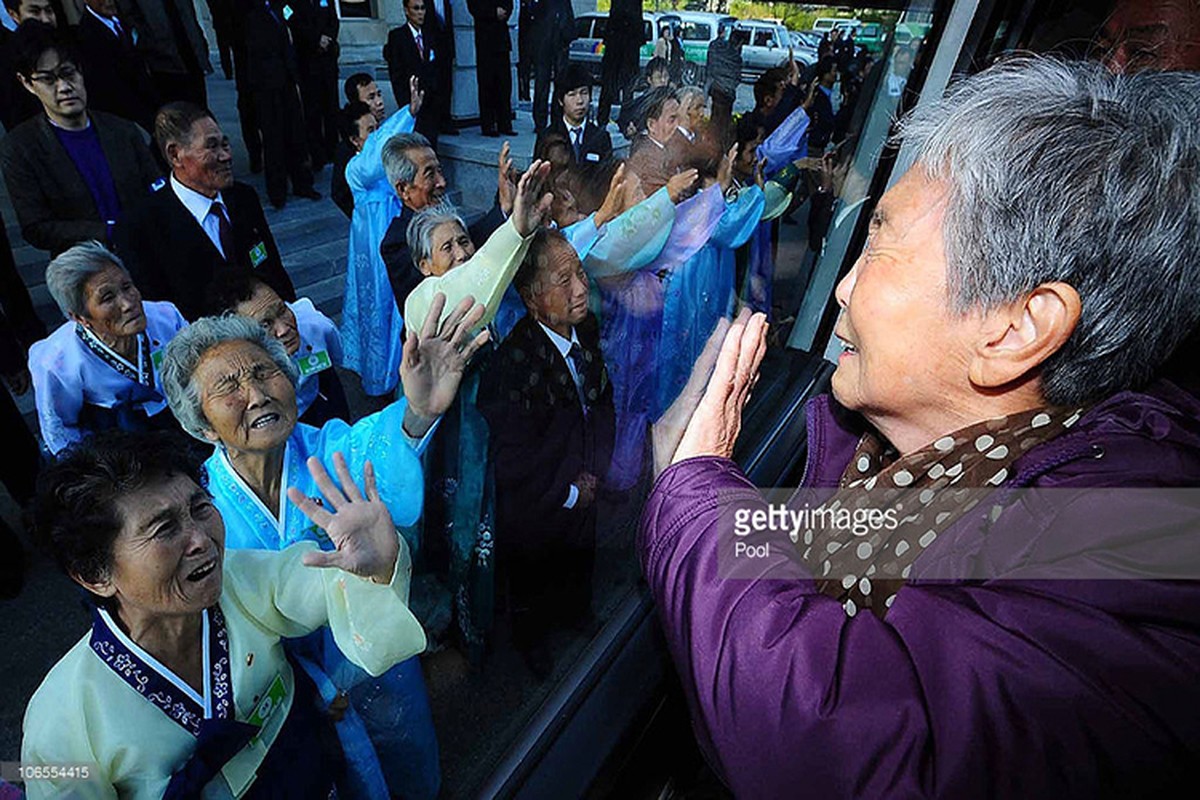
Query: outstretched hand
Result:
<box><xmin>666</xmin><ymin>168</ymin><xmax>700</xmax><ymax>204</ymax></box>
<box><xmin>670</xmin><ymin>308</ymin><xmax>768</xmax><ymax>464</ymax></box>
<box><xmin>652</xmin><ymin>317</ymin><xmax>730</xmax><ymax>476</ymax></box>
<box><xmin>409</xmin><ymin>76</ymin><xmax>424</xmax><ymax>117</ymax></box>
<box><xmin>594</xmin><ymin>163</ymin><xmax>629</xmax><ymax>227</ymax></box>
<box><xmin>512</xmin><ymin>158</ymin><xmax>554</xmax><ymax>236</ymax></box>
<box><xmin>497</xmin><ymin>141</ymin><xmax>517</xmax><ymax>216</ymax></box>
<box><xmin>400</xmin><ymin>292</ymin><xmax>490</xmax><ymax>435</ymax></box>
<box><xmin>717</xmin><ymin>144</ymin><xmax>738</xmax><ymax>191</ymax></box>
<box><xmin>290</xmin><ymin>454</ymin><xmax>400</xmax><ymax>584</ymax></box>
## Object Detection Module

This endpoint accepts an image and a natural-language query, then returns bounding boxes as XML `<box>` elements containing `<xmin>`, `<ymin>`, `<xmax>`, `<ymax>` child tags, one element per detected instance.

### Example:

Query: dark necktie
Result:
<box><xmin>415</xmin><ymin>30</ymin><xmax>424</xmax><ymax>59</ymax></box>
<box><xmin>567</xmin><ymin>342</ymin><xmax>588</xmax><ymax>411</ymax></box>
<box><xmin>210</xmin><ymin>201</ymin><xmax>235</xmax><ymax>262</ymax></box>
<box><xmin>571</xmin><ymin>127</ymin><xmax>582</xmax><ymax>160</ymax></box>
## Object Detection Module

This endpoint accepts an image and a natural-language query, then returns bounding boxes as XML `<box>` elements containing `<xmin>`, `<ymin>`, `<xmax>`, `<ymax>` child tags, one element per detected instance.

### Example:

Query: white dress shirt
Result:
<box><xmin>85</xmin><ymin>5</ymin><xmax>123</xmax><ymax>38</ymax></box>
<box><xmin>171</xmin><ymin>174</ymin><xmax>229</xmax><ymax>258</ymax></box>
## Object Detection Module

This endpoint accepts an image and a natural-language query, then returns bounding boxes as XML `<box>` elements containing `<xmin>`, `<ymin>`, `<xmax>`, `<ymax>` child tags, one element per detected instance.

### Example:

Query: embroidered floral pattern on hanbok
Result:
<box><xmin>76</xmin><ymin>323</ymin><xmax>154</xmax><ymax>387</ymax></box>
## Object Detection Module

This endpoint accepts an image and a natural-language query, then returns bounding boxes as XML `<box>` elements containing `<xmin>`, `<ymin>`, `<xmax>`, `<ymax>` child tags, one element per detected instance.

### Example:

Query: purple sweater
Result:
<box><xmin>639</xmin><ymin>380</ymin><xmax>1200</xmax><ymax>798</ymax></box>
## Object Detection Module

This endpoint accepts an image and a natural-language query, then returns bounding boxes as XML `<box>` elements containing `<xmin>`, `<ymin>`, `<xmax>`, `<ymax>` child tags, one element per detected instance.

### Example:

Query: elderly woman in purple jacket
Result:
<box><xmin>642</xmin><ymin>57</ymin><xmax>1200</xmax><ymax>799</ymax></box>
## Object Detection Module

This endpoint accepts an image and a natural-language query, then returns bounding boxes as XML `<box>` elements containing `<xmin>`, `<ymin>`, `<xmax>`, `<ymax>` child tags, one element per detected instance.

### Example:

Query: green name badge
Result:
<box><xmin>282</xmin><ymin>4</ymin><xmax>294</xmax><ymax>20</ymax></box>
<box><xmin>297</xmin><ymin>350</ymin><xmax>333</xmax><ymax>377</ymax></box>
<box><xmin>151</xmin><ymin>349</ymin><xmax>164</xmax><ymax>371</ymax></box>
<box><xmin>247</xmin><ymin>673</ymin><xmax>287</xmax><ymax>731</ymax></box>
<box><xmin>249</xmin><ymin>242</ymin><xmax>268</xmax><ymax>268</ymax></box>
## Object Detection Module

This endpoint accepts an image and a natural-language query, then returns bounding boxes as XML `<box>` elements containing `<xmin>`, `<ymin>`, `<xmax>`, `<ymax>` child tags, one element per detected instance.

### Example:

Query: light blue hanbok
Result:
<box><xmin>656</xmin><ymin>185</ymin><xmax>765</xmax><ymax>417</ymax></box>
<box><xmin>205</xmin><ymin>400</ymin><xmax>440</xmax><ymax>800</ymax></box>
<box><xmin>342</xmin><ymin>105</ymin><xmax>416</xmax><ymax>396</ymax></box>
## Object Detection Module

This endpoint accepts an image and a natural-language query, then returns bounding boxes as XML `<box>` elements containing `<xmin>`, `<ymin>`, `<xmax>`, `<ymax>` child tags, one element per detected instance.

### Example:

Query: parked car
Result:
<box><xmin>791</xmin><ymin>29</ymin><xmax>824</xmax><ymax>51</ymax></box>
<box><xmin>812</xmin><ymin>16</ymin><xmax>860</xmax><ymax>35</ymax></box>
<box><xmin>567</xmin><ymin>11</ymin><xmax>663</xmax><ymax>83</ymax></box>
<box><xmin>654</xmin><ymin>10</ymin><xmax>736</xmax><ymax>85</ymax></box>
<box><xmin>734</xmin><ymin>19</ymin><xmax>817</xmax><ymax>82</ymax></box>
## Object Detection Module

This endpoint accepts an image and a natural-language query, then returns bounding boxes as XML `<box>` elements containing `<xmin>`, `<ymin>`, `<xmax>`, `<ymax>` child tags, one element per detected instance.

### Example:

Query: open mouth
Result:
<box><xmin>250</xmin><ymin>412</ymin><xmax>281</xmax><ymax>430</ymax></box>
<box><xmin>836</xmin><ymin>334</ymin><xmax>858</xmax><ymax>355</ymax></box>
<box><xmin>187</xmin><ymin>559</ymin><xmax>217</xmax><ymax>583</ymax></box>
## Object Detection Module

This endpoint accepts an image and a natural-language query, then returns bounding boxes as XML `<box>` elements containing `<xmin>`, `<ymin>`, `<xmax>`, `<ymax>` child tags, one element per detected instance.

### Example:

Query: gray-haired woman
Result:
<box><xmin>28</xmin><ymin>240</ymin><xmax>187</xmax><ymax>454</ymax></box>
<box><xmin>160</xmin><ymin>297</ymin><xmax>487</xmax><ymax>797</ymax></box>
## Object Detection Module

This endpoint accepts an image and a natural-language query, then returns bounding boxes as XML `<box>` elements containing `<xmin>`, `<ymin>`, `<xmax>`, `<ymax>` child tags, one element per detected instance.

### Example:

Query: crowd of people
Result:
<box><xmin>1</xmin><ymin>0</ymin><xmax>1199</xmax><ymax>797</ymax></box>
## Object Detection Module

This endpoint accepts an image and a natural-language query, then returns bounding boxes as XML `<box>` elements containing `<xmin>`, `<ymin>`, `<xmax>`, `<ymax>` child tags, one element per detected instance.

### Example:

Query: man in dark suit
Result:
<box><xmin>1</xmin><ymin>0</ymin><xmax>58</xmax><ymax>132</ymax></box>
<box><xmin>536</xmin><ymin>64</ymin><xmax>612</xmax><ymax>165</ymax></box>
<box><xmin>478</xmin><ymin>227</ymin><xmax>615</xmax><ymax>677</ymax></box>
<box><xmin>804</xmin><ymin>56</ymin><xmax>838</xmax><ymax>152</ymax></box>
<box><xmin>0</xmin><ymin>22</ymin><xmax>161</xmax><ymax>256</ymax></box>
<box><xmin>74</xmin><ymin>0</ymin><xmax>160</xmax><ymax>134</ymax></box>
<box><xmin>116</xmin><ymin>0</ymin><xmax>210</xmax><ymax>107</ymax></box>
<box><xmin>467</xmin><ymin>0</ymin><xmax>514</xmax><ymax>137</ymax></box>
<box><xmin>290</xmin><ymin>0</ymin><xmax>340</xmax><ymax>168</ymax></box>
<box><xmin>241</xmin><ymin>0</ymin><xmax>318</xmax><ymax>209</ymax></box>
<box><xmin>425</xmin><ymin>0</ymin><xmax>456</xmax><ymax>135</ymax></box>
<box><xmin>115</xmin><ymin>103</ymin><xmax>295</xmax><ymax>320</ymax></box>
<box><xmin>624</xmin><ymin>87</ymin><xmax>681</xmax><ymax>196</ymax></box>
<box><xmin>204</xmin><ymin>0</ymin><xmax>235</xmax><ymax>79</ymax></box>
<box><xmin>596</xmin><ymin>0</ymin><xmax>644</xmax><ymax>127</ymax></box>
<box><xmin>527</xmin><ymin>0</ymin><xmax>574</xmax><ymax>133</ymax></box>
<box><xmin>384</xmin><ymin>0</ymin><xmax>441</xmax><ymax>145</ymax></box>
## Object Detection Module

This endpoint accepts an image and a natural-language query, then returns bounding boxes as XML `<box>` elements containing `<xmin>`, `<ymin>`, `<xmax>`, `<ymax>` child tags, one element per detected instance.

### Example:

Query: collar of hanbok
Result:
<box><xmin>210</xmin><ymin>441</ymin><xmax>296</xmax><ymax>549</ymax></box>
<box><xmin>89</xmin><ymin>604</ymin><xmax>234</xmax><ymax>736</ymax></box>
<box><xmin>76</xmin><ymin>323</ymin><xmax>153</xmax><ymax>388</ymax></box>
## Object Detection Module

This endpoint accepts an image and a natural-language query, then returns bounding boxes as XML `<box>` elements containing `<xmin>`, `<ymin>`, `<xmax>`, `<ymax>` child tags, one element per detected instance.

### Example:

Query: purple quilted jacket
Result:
<box><xmin>639</xmin><ymin>380</ymin><xmax>1200</xmax><ymax>798</ymax></box>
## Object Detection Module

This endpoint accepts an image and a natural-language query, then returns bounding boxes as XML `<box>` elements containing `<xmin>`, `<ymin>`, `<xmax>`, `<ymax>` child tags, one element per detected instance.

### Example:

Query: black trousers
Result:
<box><xmin>531</xmin><ymin>37</ymin><xmax>567</xmax><ymax>132</ymax></box>
<box><xmin>254</xmin><ymin>85</ymin><xmax>314</xmax><ymax>205</ymax></box>
<box><xmin>597</xmin><ymin>39</ymin><xmax>640</xmax><ymax>126</ymax></box>
<box><xmin>476</xmin><ymin>47</ymin><xmax>513</xmax><ymax>133</ymax></box>
<box><xmin>150</xmin><ymin>69</ymin><xmax>207</xmax><ymax>108</ymax></box>
<box><xmin>233</xmin><ymin>42</ymin><xmax>261</xmax><ymax>168</ymax></box>
<box><xmin>300</xmin><ymin>58</ymin><xmax>340</xmax><ymax>167</ymax></box>
<box><xmin>709</xmin><ymin>87</ymin><xmax>735</xmax><ymax>147</ymax></box>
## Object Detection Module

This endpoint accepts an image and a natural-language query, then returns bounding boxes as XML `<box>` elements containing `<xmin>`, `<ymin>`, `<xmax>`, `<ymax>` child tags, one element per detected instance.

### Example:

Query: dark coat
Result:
<box><xmin>0</xmin><ymin>111</ymin><xmax>161</xmax><ymax>255</ymax></box>
<box><xmin>384</xmin><ymin>20</ymin><xmax>441</xmax><ymax>109</ymax></box>
<box><xmin>605</xmin><ymin>0</ymin><xmax>645</xmax><ymax>42</ymax></box>
<box><xmin>330</xmin><ymin>140</ymin><xmax>354</xmax><ymax>219</ymax></box>
<box><xmin>706</xmin><ymin>35</ymin><xmax>742</xmax><ymax>97</ymax></box>
<box><xmin>806</xmin><ymin>85</ymin><xmax>836</xmax><ymax>150</ymax></box>
<box><xmin>624</xmin><ymin>135</ymin><xmax>676</xmax><ymax>197</ymax></box>
<box><xmin>289</xmin><ymin>0</ymin><xmax>340</xmax><ymax>68</ymax></box>
<box><xmin>114</xmin><ymin>180</ymin><xmax>295</xmax><ymax>320</ymax></box>
<box><xmin>467</xmin><ymin>0</ymin><xmax>511</xmax><ymax>54</ymax></box>
<box><xmin>539</xmin><ymin>119</ymin><xmax>613</xmax><ymax>165</ymax></box>
<box><xmin>526</xmin><ymin>0</ymin><xmax>574</xmax><ymax>52</ymax></box>
<box><xmin>478</xmin><ymin>312</ymin><xmax>615</xmax><ymax>549</ymax></box>
<box><xmin>116</xmin><ymin>0</ymin><xmax>211</xmax><ymax>76</ymax></box>
<box><xmin>75</xmin><ymin>10</ymin><xmax>160</xmax><ymax>133</ymax></box>
<box><xmin>241</xmin><ymin>0</ymin><xmax>301</xmax><ymax>92</ymax></box>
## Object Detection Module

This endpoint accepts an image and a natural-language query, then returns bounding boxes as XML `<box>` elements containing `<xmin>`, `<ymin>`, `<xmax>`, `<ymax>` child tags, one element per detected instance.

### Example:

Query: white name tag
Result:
<box><xmin>586</xmin><ymin>152</ymin><xmax>600</xmax><ymax>162</ymax></box>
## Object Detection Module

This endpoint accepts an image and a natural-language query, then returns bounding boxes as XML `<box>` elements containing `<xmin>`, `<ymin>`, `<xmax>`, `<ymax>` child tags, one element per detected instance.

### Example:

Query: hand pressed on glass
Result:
<box><xmin>288</xmin><ymin>453</ymin><xmax>400</xmax><ymax>584</ymax></box>
<box><xmin>400</xmin><ymin>291</ymin><xmax>489</xmax><ymax>436</ymax></box>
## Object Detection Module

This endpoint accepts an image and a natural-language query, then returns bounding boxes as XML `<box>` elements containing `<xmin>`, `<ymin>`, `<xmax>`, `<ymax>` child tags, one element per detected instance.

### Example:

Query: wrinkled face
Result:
<box><xmin>561</xmin><ymin>86</ymin><xmax>590</xmax><ymax>126</ymax></box>
<box><xmin>552</xmin><ymin>186</ymin><xmax>584</xmax><ymax>228</ymax></box>
<box><xmin>397</xmin><ymin>146</ymin><xmax>446</xmax><ymax>210</ymax></box>
<box><xmin>1097</xmin><ymin>0</ymin><xmax>1200</xmax><ymax>72</ymax></box>
<box><xmin>234</xmin><ymin>282</ymin><xmax>300</xmax><ymax>356</ymax></box>
<box><xmin>648</xmin><ymin>67</ymin><xmax>671</xmax><ymax>88</ymax></box>
<box><xmin>170</xmin><ymin>117</ymin><xmax>234</xmax><ymax>196</ymax></box>
<box><xmin>647</xmin><ymin>98</ymin><xmax>680</xmax><ymax>143</ymax></box>
<box><xmin>22</xmin><ymin>50</ymin><xmax>85</xmax><ymax>119</ymax></box>
<box><xmin>82</xmin><ymin>0</ymin><xmax>118</xmax><ymax>17</ymax></box>
<box><xmin>356</xmin><ymin>81</ymin><xmax>386</xmax><ymax>123</ymax></box>
<box><xmin>405</xmin><ymin>0</ymin><xmax>426</xmax><ymax>28</ymax></box>
<box><xmin>421</xmin><ymin>220</ymin><xmax>475</xmax><ymax>277</ymax></box>
<box><xmin>350</xmin><ymin>112</ymin><xmax>377</xmax><ymax>153</ymax></box>
<box><xmin>195</xmin><ymin>339</ymin><xmax>298</xmax><ymax>454</ymax></box>
<box><xmin>832</xmin><ymin>167</ymin><xmax>980</xmax><ymax>441</ymax></box>
<box><xmin>12</xmin><ymin>0</ymin><xmax>56</xmax><ymax>24</ymax></box>
<box><xmin>74</xmin><ymin>264</ymin><xmax>146</xmax><ymax>341</ymax></box>
<box><xmin>523</xmin><ymin>239</ymin><xmax>590</xmax><ymax>332</ymax></box>
<box><xmin>680</xmin><ymin>94</ymin><xmax>705</xmax><ymax>130</ymax></box>
<box><xmin>94</xmin><ymin>474</ymin><xmax>225</xmax><ymax>621</ymax></box>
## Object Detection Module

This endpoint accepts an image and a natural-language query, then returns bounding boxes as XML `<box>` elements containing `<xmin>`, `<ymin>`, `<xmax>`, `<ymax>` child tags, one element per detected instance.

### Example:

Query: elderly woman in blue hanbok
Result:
<box><xmin>29</xmin><ymin>241</ymin><xmax>187</xmax><ymax>455</ymax></box>
<box><xmin>160</xmin><ymin>295</ymin><xmax>488</xmax><ymax>799</ymax></box>
<box><xmin>342</xmin><ymin>77</ymin><xmax>422</xmax><ymax>396</ymax></box>
<box><xmin>23</xmin><ymin>430</ymin><xmax>426</xmax><ymax>799</ymax></box>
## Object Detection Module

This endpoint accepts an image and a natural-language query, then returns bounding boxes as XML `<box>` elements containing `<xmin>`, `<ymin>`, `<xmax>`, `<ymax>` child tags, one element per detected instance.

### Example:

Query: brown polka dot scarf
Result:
<box><xmin>800</xmin><ymin>405</ymin><xmax>1086</xmax><ymax>618</ymax></box>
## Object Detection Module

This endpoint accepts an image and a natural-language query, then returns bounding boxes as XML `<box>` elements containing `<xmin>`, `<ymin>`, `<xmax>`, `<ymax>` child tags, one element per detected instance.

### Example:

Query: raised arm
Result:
<box><xmin>345</xmin><ymin>100</ymin><xmax>418</xmax><ymax>195</ymax></box>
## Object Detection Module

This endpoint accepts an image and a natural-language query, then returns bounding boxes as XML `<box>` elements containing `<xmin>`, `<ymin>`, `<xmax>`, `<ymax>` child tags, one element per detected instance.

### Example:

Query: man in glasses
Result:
<box><xmin>1097</xmin><ymin>0</ymin><xmax>1200</xmax><ymax>73</ymax></box>
<box><xmin>0</xmin><ymin>21</ymin><xmax>160</xmax><ymax>256</ymax></box>
<box><xmin>0</xmin><ymin>0</ymin><xmax>57</xmax><ymax>131</ymax></box>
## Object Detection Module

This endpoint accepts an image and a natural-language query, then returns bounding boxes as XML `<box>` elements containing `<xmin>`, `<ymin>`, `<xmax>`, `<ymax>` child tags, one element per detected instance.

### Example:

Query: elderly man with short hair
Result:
<box><xmin>641</xmin><ymin>57</ymin><xmax>1200</xmax><ymax>798</ymax></box>
<box><xmin>114</xmin><ymin>102</ymin><xmax>294</xmax><ymax>320</ymax></box>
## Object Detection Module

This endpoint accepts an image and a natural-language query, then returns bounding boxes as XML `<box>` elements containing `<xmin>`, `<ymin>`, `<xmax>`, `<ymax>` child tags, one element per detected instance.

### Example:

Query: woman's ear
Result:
<box><xmin>418</xmin><ymin>257</ymin><xmax>433</xmax><ymax>277</ymax></box>
<box><xmin>71</xmin><ymin>570</ymin><xmax>116</xmax><ymax>600</ymax></box>
<box><xmin>201</xmin><ymin>426</ymin><xmax>223</xmax><ymax>444</ymax></box>
<box><xmin>969</xmin><ymin>282</ymin><xmax>1082</xmax><ymax>389</ymax></box>
<box><xmin>68</xmin><ymin>312</ymin><xmax>88</xmax><ymax>328</ymax></box>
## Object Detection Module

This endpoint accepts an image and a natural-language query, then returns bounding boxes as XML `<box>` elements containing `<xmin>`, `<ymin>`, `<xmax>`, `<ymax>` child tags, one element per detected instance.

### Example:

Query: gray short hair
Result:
<box><xmin>677</xmin><ymin>85</ymin><xmax>705</xmax><ymax>108</ymax></box>
<box><xmin>406</xmin><ymin>202</ymin><xmax>468</xmax><ymax>268</ymax></box>
<box><xmin>161</xmin><ymin>315</ymin><xmax>298</xmax><ymax>441</ymax></box>
<box><xmin>382</xmin><ymin>132</ymin><xmax>432</xmax><ymax>191</ymax></box>
<box><xmin>895</xmin><ymin>56</ymin><xmax>1200</xmax><ymax>405</ymax></box>
<box><xmin>45</xmin><ymin>241</ymin><xmax>127</xmax><ymax>318</ymax></box>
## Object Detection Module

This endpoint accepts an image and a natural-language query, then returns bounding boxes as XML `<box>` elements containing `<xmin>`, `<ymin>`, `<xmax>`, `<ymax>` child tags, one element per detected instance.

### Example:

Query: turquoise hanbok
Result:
<box><xmin>342</xmin><ymin>105</ymin><xmax>416</xmax><ymax>396</ymax></box>
<box><xmin>206</xmin><ymin>399</ymin><xmax>440</xmax><ymax>800</ymax></box>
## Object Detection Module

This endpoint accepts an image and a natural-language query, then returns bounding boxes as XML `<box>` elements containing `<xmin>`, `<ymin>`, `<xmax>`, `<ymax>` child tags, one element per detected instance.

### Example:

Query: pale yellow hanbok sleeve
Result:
<box><xmin>222</xmin><ymin>536</ymin><xmax>427</xmax><ymax>677</ymax></box>
<box><xmin>403</xmin><ymin>217</ymin><xmax>532</xmax><ymax>332</ymax></box>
